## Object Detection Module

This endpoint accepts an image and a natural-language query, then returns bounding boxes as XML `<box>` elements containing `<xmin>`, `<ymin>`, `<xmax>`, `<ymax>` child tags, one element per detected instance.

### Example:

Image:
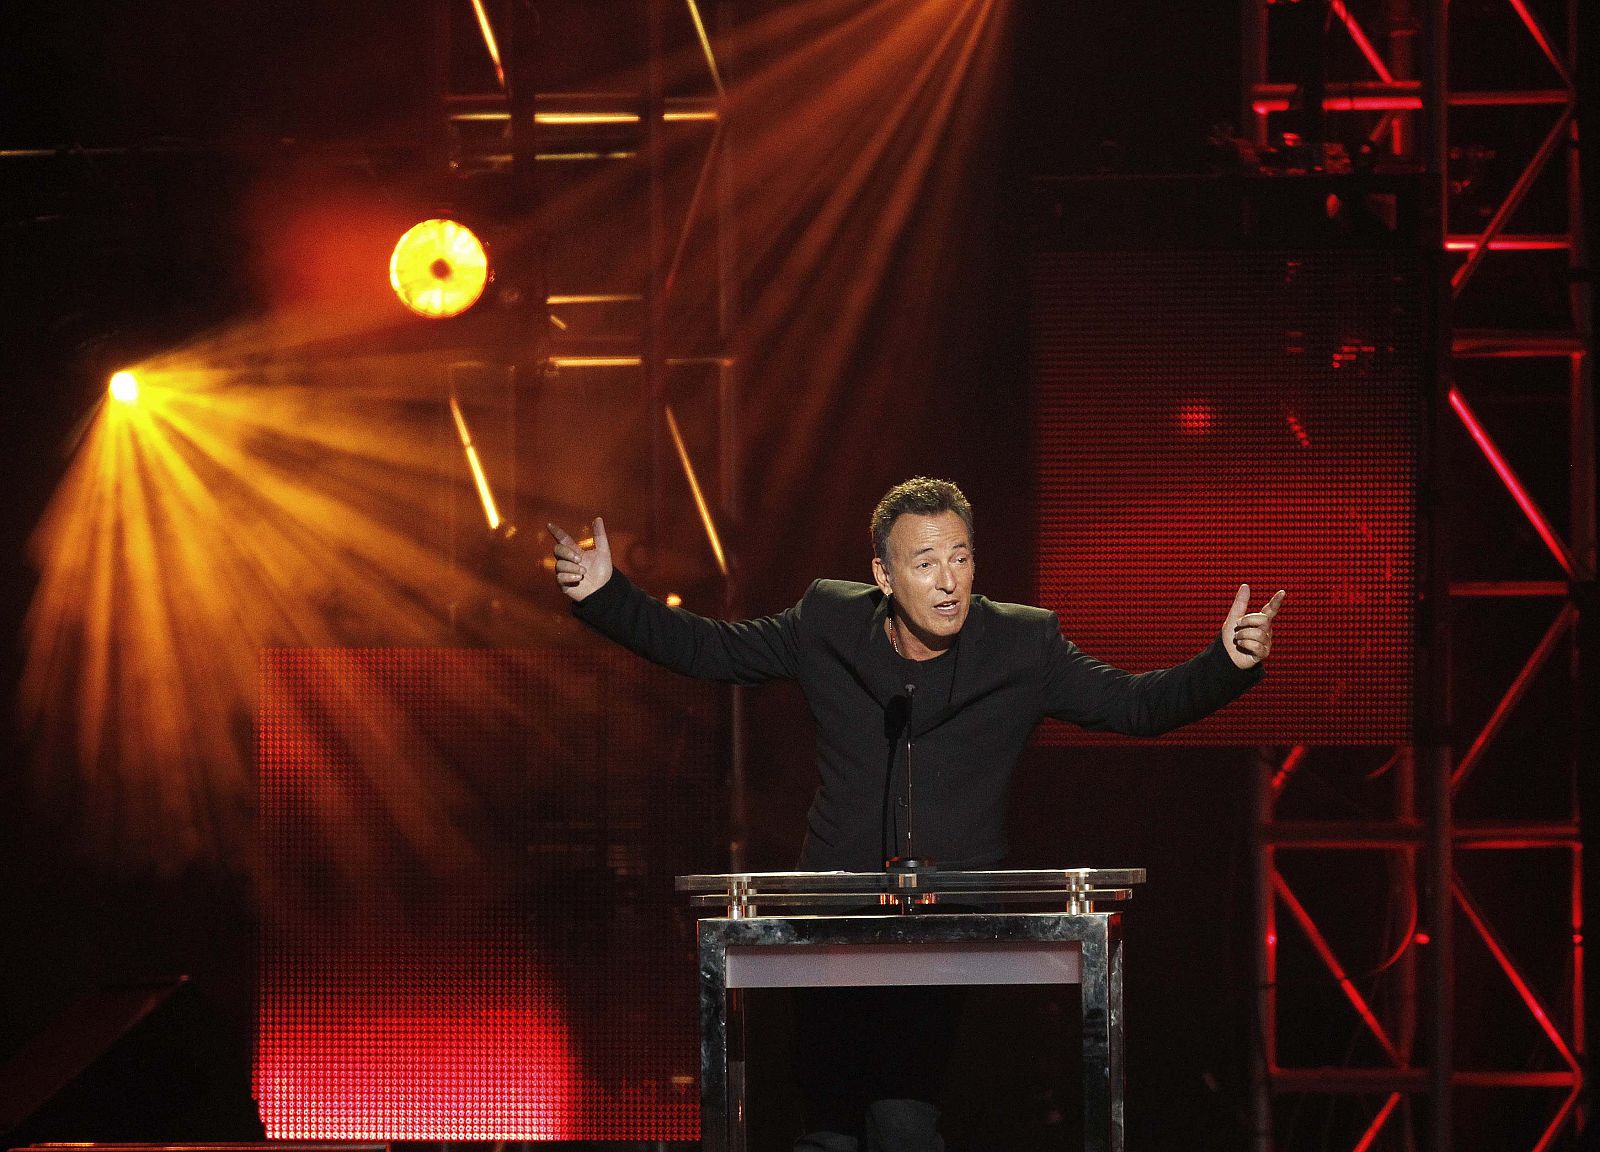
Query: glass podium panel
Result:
<box><xmin>679</xmin><ymin>869</ymin><xmax>1140</xmax><ymax>1152</ymax></box>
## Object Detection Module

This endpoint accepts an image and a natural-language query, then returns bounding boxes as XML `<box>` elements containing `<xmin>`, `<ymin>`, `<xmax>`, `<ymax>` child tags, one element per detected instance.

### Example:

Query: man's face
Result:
<box><xmin>871</xmin><ymin>510</ymin><xmax>975</xmax><ymax>649</ymax></box>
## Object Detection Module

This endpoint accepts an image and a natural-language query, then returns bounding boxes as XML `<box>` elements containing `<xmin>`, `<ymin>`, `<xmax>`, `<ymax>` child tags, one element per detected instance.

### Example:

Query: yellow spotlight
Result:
<box><xmin>665</xmin><ymin>593</ymin><xmax>683</xmax><ymax>608</ymax></box>
<box><xmin>108</xmin><ymin>370</ymin><xmax>140</xmax><ymax>404</ymax></box>
<box><xmin>389</xmin><ymin>219</ymin><xmax>489</xmax><ymax>319</ymax></box>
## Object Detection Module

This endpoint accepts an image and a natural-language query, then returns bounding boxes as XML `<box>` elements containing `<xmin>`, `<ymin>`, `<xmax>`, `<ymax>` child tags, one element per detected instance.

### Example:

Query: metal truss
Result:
<box><xmin>440</xmin><ymin>0</ymin><xmax>736</xmax><ymax>520</ymax></box>
<box><xmin>440</xmin><ymin>0</ymin><xmax>748</xmax><ymax>865</ymax></box>
<box><xmin>1243</xmin><ymin>1</ymin><xmax>1591</xmax><ymax>1149</ymax></box>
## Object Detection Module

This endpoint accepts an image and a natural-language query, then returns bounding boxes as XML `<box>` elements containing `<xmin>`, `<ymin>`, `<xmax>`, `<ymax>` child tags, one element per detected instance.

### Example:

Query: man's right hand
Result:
<box><xmin>548</xmin><ymin>518</ymin><xmax>613</xmax><ymax>602</ymax></box>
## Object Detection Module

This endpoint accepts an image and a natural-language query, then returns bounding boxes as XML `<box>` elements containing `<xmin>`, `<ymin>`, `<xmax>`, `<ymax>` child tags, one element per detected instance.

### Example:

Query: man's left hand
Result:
<box><xmin>1221</xmin><ymin>584</ymin><xmax>1285</xmax><ymax>670</ymax></box>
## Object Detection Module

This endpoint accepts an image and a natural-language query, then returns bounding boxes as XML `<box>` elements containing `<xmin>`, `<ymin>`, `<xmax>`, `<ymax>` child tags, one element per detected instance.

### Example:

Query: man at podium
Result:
<box><xmin>549</xmin><ymin>476</ymin><xmax>1281</xmax><ymax>1152</ymax></box>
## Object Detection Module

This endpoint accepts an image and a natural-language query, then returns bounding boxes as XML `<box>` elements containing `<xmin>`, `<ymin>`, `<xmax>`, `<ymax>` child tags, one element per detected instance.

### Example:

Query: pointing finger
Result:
<box><xmin>1229</xmin><ymin>583</ymin><xmax>1251</xmax><ymax>618</ymax></box>
<box><xmin>592</xmin><ymin>516</ymin><xmax>610</xmax><ymax>554</ymax></box>
<box><xmin>1264</xmin><ymin>589</ymin><xmax>1286</xmax><ymax>617</ymax></box>
<box><xmin>548</xmin><ymin>522</ymin><xmax>576</xmax><ymax>548</ymax></box>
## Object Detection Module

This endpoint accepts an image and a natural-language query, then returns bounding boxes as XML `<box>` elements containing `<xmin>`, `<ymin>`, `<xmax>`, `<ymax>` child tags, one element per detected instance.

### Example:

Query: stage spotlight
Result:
<box><xmin>108</xmin><ymin>370</ymin><xmax>140</xmax><ymax>404</ymax></box>
<box><xmin>390</xmin><ymin>219</ymin><xmax>489</xmax><ymax>318</ymax></box>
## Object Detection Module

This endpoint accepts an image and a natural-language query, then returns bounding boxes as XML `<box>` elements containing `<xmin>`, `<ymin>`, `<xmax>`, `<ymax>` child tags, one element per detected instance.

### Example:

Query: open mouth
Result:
<box><xmin>933</xmin><ymin>599</ymin><xmax>961</xmax><ymax>617</ymax></box>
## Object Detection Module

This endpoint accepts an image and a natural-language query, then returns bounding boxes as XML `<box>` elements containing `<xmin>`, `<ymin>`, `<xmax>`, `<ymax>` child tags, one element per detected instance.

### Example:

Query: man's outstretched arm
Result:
<box><xmin>549</xmin><ymin>518</ymin><xmax>802</xmax><ymax>685</ymax></box>
<box><xmin>1044</xmin><ymin>585</ymin><xmax>1284</xmax><ymax>736</ymax></box>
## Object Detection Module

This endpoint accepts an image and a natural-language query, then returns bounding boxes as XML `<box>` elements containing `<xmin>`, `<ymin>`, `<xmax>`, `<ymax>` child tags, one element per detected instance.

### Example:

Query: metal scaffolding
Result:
<box><xmin>1243</xmin><ymin>0</ymin><xmax>1591</xmax><ymax>1148</ymax></box>
<box><xmin>438</xmin><ymin>0</ymin><xmax>747</xmax><ymax>866</ymax></box>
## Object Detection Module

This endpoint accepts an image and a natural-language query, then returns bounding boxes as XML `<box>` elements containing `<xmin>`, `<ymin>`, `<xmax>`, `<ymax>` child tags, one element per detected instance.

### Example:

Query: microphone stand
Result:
<box><xmin>886</xmin><ymin>682</ymin><xmax>936</xmax><ymax>876</ymax></box>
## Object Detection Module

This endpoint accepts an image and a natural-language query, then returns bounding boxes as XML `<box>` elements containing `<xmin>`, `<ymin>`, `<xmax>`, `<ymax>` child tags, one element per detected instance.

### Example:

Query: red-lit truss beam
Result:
<box><xmin>1247</xmin><ymin>2</ymin><xmax>1590</xmax><ymax>1142</ymax></box>
<box><xmin>1447</xmin><ymin>388</ymin><xmax>1579</xmax><ymax>581</ymax></box>
<box><xmin>1273</xmin><ymin>873</ymin><xmax>1404</xmax><ymax>1066</ymax></box>
<box><xmin>1259</xmin><ymin>746</ymin><xmax>1584</xmax><ymax>1149</ymax></box>
<box><xmin>1455</xmin><ymin>876</ymin><xmax>1583</xmax><ymax>1152</ymax></box>
<box><xmin>1255</xmin><ymin>741</ymin><xmax>1420</xmax><ymax>1152</ymax></box>
<box><xmin>1450</xmin><ymin>604</ymin><xmax>1579</xmax><ymax>791</ymax></box>
<box><xmin>1250</xmin><ymin>83</ymin><xmax>1568</xmax><ymax>114</ymax></box>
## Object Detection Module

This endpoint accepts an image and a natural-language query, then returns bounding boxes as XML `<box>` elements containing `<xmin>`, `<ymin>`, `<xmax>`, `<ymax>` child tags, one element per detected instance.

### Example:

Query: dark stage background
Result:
<box><xmin>2</xmin><ymin>3</ymin><xmax>1592</xmax><ymax>1152</ymax></box>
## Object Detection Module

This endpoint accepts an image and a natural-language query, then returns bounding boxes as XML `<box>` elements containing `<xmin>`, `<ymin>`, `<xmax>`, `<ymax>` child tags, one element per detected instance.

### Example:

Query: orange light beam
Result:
<box><xmin>685</xmin><ymin>0</ymin><xmax>725</xmax><ymax>99</ymax></box>
<box><xmin>664</xmin><ymin>404</ymin><xmax>727</xmax><ymax>576</ymax></box>
<box><xmin>25</xmin><ymin>358</ymin><xmax>578</xmax><ymax>872</ymax></box>
<box><xmin>469</xmin><ymin>0</ymin><xmax>507</xmax><ymax>91</ymax></box>
<box><xmin>785</xmin><ymin>0</ymin><xmax>997</xmax><ymax>396</ymax></box>
<box><xmin>1448</xmin><ymin>386</ymin><xmax>1579</xmax><ymax>579</ymax></box>
<box><xmin>448</xmin><ymin>394</ymin><xmax>503</xmax><ymax>531</ymax></box>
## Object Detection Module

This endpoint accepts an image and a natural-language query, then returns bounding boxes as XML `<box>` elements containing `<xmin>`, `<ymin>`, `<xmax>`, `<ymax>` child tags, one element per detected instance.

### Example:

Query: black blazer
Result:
<box><xmin>574</xmin><ymin>570</ymin><xmax>1263</xmax><ymax>870</ymax></box>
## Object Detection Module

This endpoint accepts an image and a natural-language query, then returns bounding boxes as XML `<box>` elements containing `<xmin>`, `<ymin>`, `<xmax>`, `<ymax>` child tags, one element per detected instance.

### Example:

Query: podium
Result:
<box><xmin>677</xmin><ymin>868</ymin><xmax>1144</xmax><ymax>1152</ymax></box>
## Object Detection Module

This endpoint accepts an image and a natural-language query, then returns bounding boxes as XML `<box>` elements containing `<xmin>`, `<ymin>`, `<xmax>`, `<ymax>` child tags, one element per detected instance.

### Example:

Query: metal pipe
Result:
<box><xmin>715</xmin><ymin>0</ymin><xmax>747</xmax><ymax>875</ymax></box>
<box><xmin>1241</xmin><ymin>0</ymin><xmax>1268</xmax><ymax>146</ymax></box>
<box><xmin>645</xmin><ymin>0</ymin><xmax>668</xmax><ymax>549</ymax></box>
<box><xmin>1249</xmin><ymin>747</ymin><xmax>1275</xmax><ymax>1152</ymax></box>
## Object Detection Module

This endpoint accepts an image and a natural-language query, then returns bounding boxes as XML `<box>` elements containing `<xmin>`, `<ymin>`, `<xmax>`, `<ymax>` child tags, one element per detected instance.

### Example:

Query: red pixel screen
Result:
<box><xmin>1032</xmin><ymin>248</ymin><xmax>1424</xmax><ymax>745</ymax></box>
<box><xmin>256</xmin><ymin>646</ymin><xmax>721</xmax><ymax>1141</ymax></box>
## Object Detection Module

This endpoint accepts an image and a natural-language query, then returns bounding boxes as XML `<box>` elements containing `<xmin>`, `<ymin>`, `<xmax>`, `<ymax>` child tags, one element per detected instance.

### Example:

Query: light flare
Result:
<box><xmin>23</xmin><ymin>357</ymin><xmax>560</xmax><ymax>871</ymax></box>
<box><xmin>390</xmin><ymin>219</ymin><xmax>490</xmax><ymax>319</ymax></box>
<box><xmin>109</xmin><ymin>370</ymin><xmax>140</xmax><ymax>404</ymax></box>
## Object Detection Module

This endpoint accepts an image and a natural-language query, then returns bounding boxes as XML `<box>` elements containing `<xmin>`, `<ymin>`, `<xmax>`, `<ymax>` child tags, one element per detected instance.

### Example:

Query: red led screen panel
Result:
<box><xmin>257</xmin><ymin>647</ymin><xmax>721</xmax><ymax>1141</ymax></box>
<box><xmin>1032</xmin><ymin>248</ymin><xmax>1423</xmax><ymax>744</ymax></box>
